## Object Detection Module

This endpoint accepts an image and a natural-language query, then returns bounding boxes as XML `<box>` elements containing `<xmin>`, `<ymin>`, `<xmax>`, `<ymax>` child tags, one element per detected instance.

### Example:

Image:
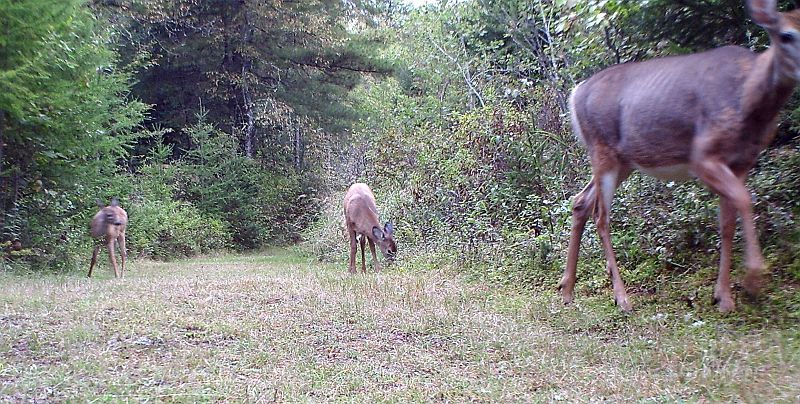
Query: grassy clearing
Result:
<box><xmin>1</xmin><ymin>249</ymin><xmax>798</xmax><ymax>402</ymax></box>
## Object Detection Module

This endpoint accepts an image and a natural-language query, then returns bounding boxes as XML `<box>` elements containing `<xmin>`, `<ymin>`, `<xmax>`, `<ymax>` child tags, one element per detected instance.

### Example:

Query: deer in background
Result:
<box><xmin>88</xmin><ymin>198</ymin><xmax>128</xmax><ymax>278</ymax></box>
<box><xmin>561</xmin><ymin>0</ymin><xmax>800</xmax><ymax>313</ymax></box>
<box><xmin>344</xmin><ymin>183</ymin><xmax>397</xmax><ymax>273</ymax></box>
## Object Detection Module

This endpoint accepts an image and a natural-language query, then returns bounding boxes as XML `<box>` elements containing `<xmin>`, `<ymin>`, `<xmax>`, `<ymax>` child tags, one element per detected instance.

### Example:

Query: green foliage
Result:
<box><xmin>0</xmin><ymin>0</ymin><xmax>149</xmax><ymax>271</ymax></box>
<box><xmin>300</xmin><ymin>191</ymin><xmax>349</xmax><ymax>263</ymax></box>
<box><xmin>750</xmin><ymin>145</ymin><xmax>800</xmax><ymax>282</ymax></box>
<box><xmin>111</xmin><ymin>0</ymin><xmax>392</xmax><ymax>158</ymax></box>
<box><xmin>304</xmin><ymin>0</ymin><xmax>800</xmax><ymax>319</ymax></box>
<box><xmin>104</xmin><ymin>159</ymin><xmax>234</xmax><ymax>261</ymax></box>
<box><xmin>176</xmin><ymin>115</ymin><xmax>303</xmax><ymax>249</ymax></box>
<box><xmin>3</xmin><ymin>189</ymin><xmax>91</xmax><ymax>273</ymax></box>
<box><xmin>3</xmin><ymin>0</ymin><xmax>797</xmax><ymax>305</ymax></box>
<box><xmin>125</xmin><ymin>199</ymin><xmax>230</xmax><ymax>260</ymax></box>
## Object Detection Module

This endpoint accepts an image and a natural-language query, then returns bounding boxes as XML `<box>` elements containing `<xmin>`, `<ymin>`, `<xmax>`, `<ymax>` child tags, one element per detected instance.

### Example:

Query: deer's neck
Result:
<box><xmin>743</xmin><ymin>48</ymin><xmax>796</xmax><ymax>121</ymax></box>
<box><xmin>357</xmin><ymin>211</ymin><xmax>381</xmax><ymax>238</ymax></box>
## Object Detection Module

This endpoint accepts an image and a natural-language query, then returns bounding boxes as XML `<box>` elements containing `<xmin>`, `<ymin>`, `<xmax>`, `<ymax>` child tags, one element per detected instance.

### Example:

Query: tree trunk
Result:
<box><xmin>242</xmin><ymin>60</ymin><xmax>255</xmax><ymax>159</ymax></box>
<box><xmin>0</xmin><ymin>109</ymin><xmax>5</xmax><ymax>179</ymax></box>
<box><xmin>293</xmin><ymin>116</ymin><xmax>304</xmax><ymax>172</ymax></box>
<box><xmin>241</xmin><ymin>7</ymin><xmax>255</xmax><ymax>159</ymax></box>
<box><xmin>0</xmin><ymin>109</ymin><xmax>5</xmax><ymax>229</ymax></box>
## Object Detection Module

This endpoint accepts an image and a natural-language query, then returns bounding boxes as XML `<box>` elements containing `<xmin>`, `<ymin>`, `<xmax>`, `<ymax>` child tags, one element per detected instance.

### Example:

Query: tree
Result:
<box><xmin>101</xmin><ymin>0</ymin><xmax>392</xmax><ymax>165</ymax></box>
<box><xmin>0</xmin><ymin>0</ymin><xmax>147</xmax><ymax>270</ymax></box>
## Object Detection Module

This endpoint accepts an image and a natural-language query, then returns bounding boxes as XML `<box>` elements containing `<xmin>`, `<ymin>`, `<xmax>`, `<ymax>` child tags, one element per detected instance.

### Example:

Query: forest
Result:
<box><xmin>4</xmin><ymin>0</ymin><xmax>799</xmax><ymax>313</ymax></box>
<box><xmin>2</xmin><ymin>0</ymin><xmax>800</xmax><ymax>400</ymax></box>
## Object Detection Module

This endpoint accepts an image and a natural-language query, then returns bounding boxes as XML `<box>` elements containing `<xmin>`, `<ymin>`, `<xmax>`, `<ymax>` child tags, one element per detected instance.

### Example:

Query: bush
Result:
<box><xmin>176</xmin><ymin>117</ymin><xmax>304</xmax><ymax>249</ymax></box>
<box><xmin>2</xmin><ymin>188</ymin><xmax>92</xmax><ymax>273</ymax></box>
<box><xmin>126</xmin><ymin>199</ymin><xmax>231</xmax><ymax>260</ymax></box>
<box><xmin>301</xmin><ymin>191</ymin><xmax>348</xmax><ymax>262</ymax></box>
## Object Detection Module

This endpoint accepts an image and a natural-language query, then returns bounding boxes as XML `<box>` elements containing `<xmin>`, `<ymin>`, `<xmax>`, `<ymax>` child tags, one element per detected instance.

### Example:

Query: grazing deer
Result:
<box><xmin>344</xmin><ymin>183</ymin><xmax>397</xmax><ymax>273</ymax></box>
<box><xmin>88</xmin><ymin>198</ymin><xmax>128</xmax><ymax>278</ymax></box>
<box><xmin>561</xmin><ymin>0</ymin><xmax>799</xmax><ymax>313</ymax></box>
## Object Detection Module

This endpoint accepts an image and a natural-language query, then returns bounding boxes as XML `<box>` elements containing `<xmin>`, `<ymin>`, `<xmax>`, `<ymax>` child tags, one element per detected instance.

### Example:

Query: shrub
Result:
<box><xmin>301</xmin><ymin>191</ymin><xmax>348</xmax><ymax>262</ymax></box>
<box><xmin>176</xmin><ymin>117</ymin><xmax>304</xmax><ymax>249</ymax></box>
<box><xmin>2</xmin><ymin>189</ymin><xmax>92</xmax><ymax>273</ymax></box>
<box><xmin>126</xmin><ymin>199</ymin><xmax>231</xmax><ymax>260</ymax></box>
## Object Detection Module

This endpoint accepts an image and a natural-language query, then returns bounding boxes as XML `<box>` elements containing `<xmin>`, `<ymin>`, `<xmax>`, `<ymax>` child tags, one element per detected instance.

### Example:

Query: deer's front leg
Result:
<box><xmin>88</xmin><ymin>245</ymin><xmax>101</xmax><ymax>278</ymax></box>
<box><xmin>118</xmin><ymin>233</ymin><xmax>127</xmax><ymax>278</ymax></box>
<box><xmin>107</xmin><ymin>241</ymin><xmax>120</xmax><ymax>278</ymax></box>
<box><xmin>359</xmin><ymin>235</ymin><xmax>367</xmax><ymax>273</ymax></box>
<box><xmin>348</xmin><ymin>230</ymin><xmax>357</xmax><ymax>274</ymax></box>
<box><xmin>368</xmin><ymin>239</ymin><xmax>379</xmax><ymax>273</ymax></box>
<box><xmin>694</xmin><ymin>160</ymin><xmax>765</xmax><ymax>297</ymax></box>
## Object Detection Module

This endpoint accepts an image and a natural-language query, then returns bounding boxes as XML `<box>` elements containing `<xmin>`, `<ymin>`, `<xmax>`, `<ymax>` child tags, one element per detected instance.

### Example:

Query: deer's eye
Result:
<box><xmin>780</xmin><ymin>31</ymin><xmax>796</xmax><ymax>43</ymax></box>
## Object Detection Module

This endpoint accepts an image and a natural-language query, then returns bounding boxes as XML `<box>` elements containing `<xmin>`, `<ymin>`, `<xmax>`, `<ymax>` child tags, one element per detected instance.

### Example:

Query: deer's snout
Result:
<box><xmin>105</xmin><ymin>214</ymin><xmax>123</xmax><ymax>226</ymax></box>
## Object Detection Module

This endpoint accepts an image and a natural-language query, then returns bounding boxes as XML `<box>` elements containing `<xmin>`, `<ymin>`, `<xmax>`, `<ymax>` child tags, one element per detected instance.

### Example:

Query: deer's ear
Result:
<box><xmin>384</xmin><ymin>222</ymin><xmax>394</xmax><ymax>235</ymax></box>
<box><xmin>748</xmin><ymin>0</ymin><xmax>780</xmax><ymax>30</ymax></box>
<box><xmin>372</xmin><ymin>226</ymin><xmax>385</xmax><ymax>241</ymax></box>
<box><xmin>111</xmin><ymin>197</ymin><xmax>120</xmax><ymax>207</ymax></box>
<box><xmin>96</xmin><ymin>199</ymin><xmax>105</xmax><ymax>209</ymax></box>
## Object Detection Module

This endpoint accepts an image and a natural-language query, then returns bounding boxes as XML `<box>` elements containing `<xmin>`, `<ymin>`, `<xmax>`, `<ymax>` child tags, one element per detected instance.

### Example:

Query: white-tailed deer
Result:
<box><xmin>344</xmin><ymin>183</ymin><xmax>396</xmax><ymax>273</ymax></box>
<box><xmin>88</xmin><ymin>198</ymin><xmax>128</xmax><ymax>278</ymax></box>
<box><xmin>561</xmin><ymin>0</ymin><xmax>799</xmax><ymax>313</ymax></box>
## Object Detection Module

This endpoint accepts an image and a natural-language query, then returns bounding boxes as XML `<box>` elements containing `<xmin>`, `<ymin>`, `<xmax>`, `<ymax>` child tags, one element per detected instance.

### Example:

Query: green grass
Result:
<box><xmin>1</xmin><ymin>248</ymin><xmax>798</xmax><ymax>402</ymax></box>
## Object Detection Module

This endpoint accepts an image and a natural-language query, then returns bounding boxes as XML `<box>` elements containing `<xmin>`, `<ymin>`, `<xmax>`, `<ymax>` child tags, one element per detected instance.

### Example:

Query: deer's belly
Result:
<box><xmin>633</xmin><ymin>163</ymin><xmax>693</xmax><ymax>181</ymax></box>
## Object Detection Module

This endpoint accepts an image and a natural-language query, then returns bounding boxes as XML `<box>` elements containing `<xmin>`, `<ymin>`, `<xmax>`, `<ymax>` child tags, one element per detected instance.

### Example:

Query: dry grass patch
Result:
<box><xmin>0</xmin><ymin>249</ymin><xmax>798</xmax><ymax>402</ymax></box>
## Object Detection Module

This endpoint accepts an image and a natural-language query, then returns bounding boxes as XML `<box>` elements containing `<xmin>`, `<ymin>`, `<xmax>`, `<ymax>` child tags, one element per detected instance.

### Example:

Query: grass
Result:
<box><xmin>1</xmin><ymin>248</ymin><xmax>799</xmax><ymax>402</ymax></box>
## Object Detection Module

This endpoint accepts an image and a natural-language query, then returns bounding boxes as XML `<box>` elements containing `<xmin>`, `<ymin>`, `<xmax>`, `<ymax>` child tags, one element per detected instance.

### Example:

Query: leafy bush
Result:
<box><xmin>175</xmin><ymin>116</ymin><xmax>304</xmax><ymax>249</ymax></box>
<box><xmin>2</xmin><ymin>189</ymin><xmax>92</xmax><ymax>273</ymax></box>
<box><xmin>126</xmin><ymin>199</ymin><xmax>230</xmax><ymax>260</ymax></box>
<box><xmin>301</xmin><ymin>191</ymin><xmax>349</xmax><ymax>262</ymax></box>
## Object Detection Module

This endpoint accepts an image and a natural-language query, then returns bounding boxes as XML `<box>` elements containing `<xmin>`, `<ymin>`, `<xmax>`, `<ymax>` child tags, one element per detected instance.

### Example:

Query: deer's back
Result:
<box><xmin>344</xmin><ymin>183</ymin><xmax>380</xmax><ymax>232</ymax></box>
<box><xmin>572</xmin><ymin>45</ymin><xmax>760</xmax><ymax>171</ymax></box>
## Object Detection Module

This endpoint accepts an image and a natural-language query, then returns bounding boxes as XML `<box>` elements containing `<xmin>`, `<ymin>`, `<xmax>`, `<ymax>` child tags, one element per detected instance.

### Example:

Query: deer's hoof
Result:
<box><xmin>615</xmin><ymin>295</ymin><xmax>632</xmax><ymax>313</ymax></box>
<box><xmin>558</xmin><ymin>277</ymin><xmax>575</xmax><ymax>305</ymax></box>
<box><xmin>715</xmin><ymin>297</ymin><xmax>736</xmax><ymax>314</ymax></box>
<box><xmin>743</xmin><ymin>271</ymin><xmax>763</xmax><ymax>297</ymax></box>
<box><xmin>713</xmin><ymin>286</ymin><xmax>736</xmax><ymax>313</ymax></box>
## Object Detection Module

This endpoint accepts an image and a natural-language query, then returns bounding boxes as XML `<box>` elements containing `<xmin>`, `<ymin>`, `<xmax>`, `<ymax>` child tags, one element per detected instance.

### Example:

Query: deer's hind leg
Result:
<box><xmin>348</xmin><ymin>229</ymin><xmax>358</xmax><ymax>274</ymax></box>
<box><xmin>88</xmin><ymin>245</ymin><xmax>101</xmax><ymax>278</ymax></box>
<box><xmin>117</xmin><ymin>233</ymin><xmax>127</xmax><ymax>278</ymax></box>
<box><xmin>560</xmin><ymin>180</ymin><xmax>596</xmax><ymax>304</ymax></box>
<box><xmin>591</xmin><ymin>153</ymin><xmax>633</xmax><ymax>311</ymax></box>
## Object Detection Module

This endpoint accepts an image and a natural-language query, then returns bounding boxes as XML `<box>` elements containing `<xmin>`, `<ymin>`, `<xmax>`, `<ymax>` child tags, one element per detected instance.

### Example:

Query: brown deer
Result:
<box><xmin>561</xmin><ymin>0</ymin><xmax>800</xmax><ymax>313</ymax></box>
<box><xmin>344</xmin><ymin>183</ymin><xmax>397</xmax><ymax>273</ymax></box>
<box><xmin>88</xmin><ymin>198</ymin><xmax>128</xmax><ymax>278</ymax></box>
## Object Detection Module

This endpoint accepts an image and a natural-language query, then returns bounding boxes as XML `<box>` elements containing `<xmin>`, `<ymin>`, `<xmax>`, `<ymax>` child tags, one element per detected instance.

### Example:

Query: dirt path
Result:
<box><xmin>1</xmin><ymin>250</ymin><xmax>798</xmax><ymax>402</ymax></box>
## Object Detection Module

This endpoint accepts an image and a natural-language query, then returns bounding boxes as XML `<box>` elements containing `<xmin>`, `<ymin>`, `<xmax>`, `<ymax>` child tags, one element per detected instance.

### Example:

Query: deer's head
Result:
<box><xmin>96</xmin><ymin>198</ymin><xmax>125</xmax><ymax>226</ymax></box>
<box><xmin>371</xmin><ymin>222</ymin><xmax>397</xmax><ymax>261</ymax></box>
<box><xmin>749</xmin><ymin>0</ymin><xmax>800</xmax><ymax>80</ymax></box>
